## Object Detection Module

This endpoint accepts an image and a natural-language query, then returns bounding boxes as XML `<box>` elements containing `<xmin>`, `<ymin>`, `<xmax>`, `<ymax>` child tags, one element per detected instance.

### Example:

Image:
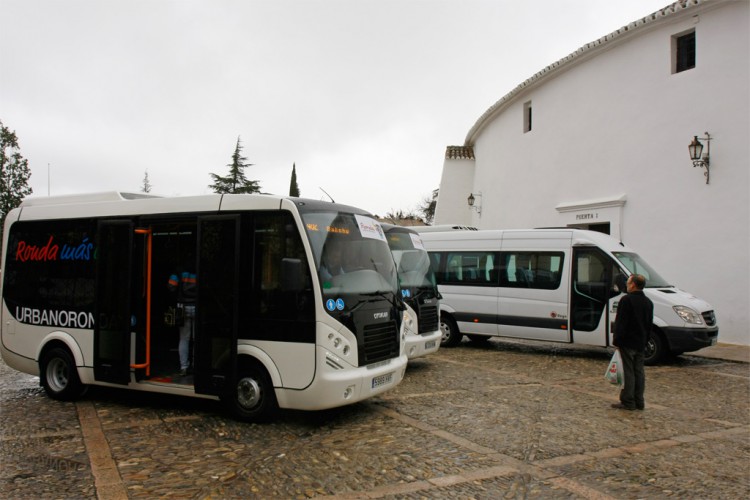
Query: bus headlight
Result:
<box><xmin>324</xmin><ymin>329</ymin><xmax>352</xmax><ymax>358</ymax></box>
<box><xmin>403</xmin><ymin>311</ymin><xmax>414</xmax><ymax>329</ymax></box>
<box><xmin>673</xmin><ymin>305</ymin><xmax>704</xmax><ymax>325</ymax></box>
<box><xmin>403</xmin><ymin>311</ymin><xmax>416</xmax><ymax>336</ymax></box>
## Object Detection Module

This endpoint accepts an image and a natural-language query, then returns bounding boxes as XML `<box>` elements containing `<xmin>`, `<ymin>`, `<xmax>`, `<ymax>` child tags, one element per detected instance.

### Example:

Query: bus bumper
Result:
<box><xmin>404</xmin><ymin>330</ymin><xmax>441</xmax><ymax>360</ymax></box>
<box><xmin>274</xmin><ymin>346</ymin><xmax>408</xmax><ymax>411</ymax></box>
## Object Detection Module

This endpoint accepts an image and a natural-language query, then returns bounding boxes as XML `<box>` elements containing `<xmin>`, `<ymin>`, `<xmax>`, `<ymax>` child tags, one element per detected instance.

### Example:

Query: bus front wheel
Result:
<box><xmin>440</xmin><ymin>315</ymin><xmax>463</xmax><ymax>347</ymax></box>
<box><xmin>40</xmin><ymin>347</ymin><xmax>85</xmax><ymax>401</ymax></box>
<box><xmin>224</xmin><ymin>363</ymin><xmax>278</xmax><ymax>422</ymax></box>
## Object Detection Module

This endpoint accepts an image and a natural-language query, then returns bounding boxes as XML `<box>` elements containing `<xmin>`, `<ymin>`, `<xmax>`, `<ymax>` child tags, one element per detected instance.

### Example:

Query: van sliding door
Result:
<box><xmin>496</xmin><ymin>250</ymin><xmax>569</xmax><ymax>342</ymax></box>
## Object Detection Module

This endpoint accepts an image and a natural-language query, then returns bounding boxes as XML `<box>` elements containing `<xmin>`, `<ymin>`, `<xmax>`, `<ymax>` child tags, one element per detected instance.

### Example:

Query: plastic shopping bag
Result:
<box><xmin>605</xmin><ymin>349</ymin><xmax>624</xmax><ymax>386</ymax></box>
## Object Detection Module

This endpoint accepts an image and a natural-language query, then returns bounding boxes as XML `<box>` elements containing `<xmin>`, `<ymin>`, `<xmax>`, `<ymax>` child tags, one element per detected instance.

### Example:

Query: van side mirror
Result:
<box><xmin>281</xmin><ymin>258</ymin><xmax>304</xmax><ymax>292</ymax></box>
<box><xmin>612</xmin><ymin>273</ymin><xmax>628</xmax><ymax>296</ymax></box>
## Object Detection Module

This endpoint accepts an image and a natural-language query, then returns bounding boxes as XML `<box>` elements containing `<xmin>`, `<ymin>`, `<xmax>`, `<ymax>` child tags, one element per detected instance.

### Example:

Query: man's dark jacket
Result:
<box><xmin>613</xmin><ymin>290</ymin><xmax>654</xmax><ymax>351</ymax></box>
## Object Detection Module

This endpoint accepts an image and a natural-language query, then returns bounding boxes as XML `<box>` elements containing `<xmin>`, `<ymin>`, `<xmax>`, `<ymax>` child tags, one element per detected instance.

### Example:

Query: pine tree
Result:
<box><xmin>289</xmin><ymin>163</ymin><xmax>300</xmax><ymax>197</ymax></box>
<box><xmin>209</xmin><ymin>137</ymin><xmax>261</xmax><ymax>194</ymax></box>
<box><xmin>0</xmin><ymin>120</ymin><xmax>33</xmax><ymax>239</ymax></box>
<box><xmin>418</xmin><ymin>188</ymin><xmax>438</xmax><ymax>225</ymax></box>
<box><xmin>141</xmin><ymin>169</ymin><xmax>152</xmax><ymax>193</ymax></box>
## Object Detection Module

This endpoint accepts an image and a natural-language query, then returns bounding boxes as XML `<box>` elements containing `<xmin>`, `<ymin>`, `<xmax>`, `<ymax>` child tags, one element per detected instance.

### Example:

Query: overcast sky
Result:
<box><xmin>1</xmin><ymin>0</ymin><xmax>670</xmax><ymax>216</ymax></box>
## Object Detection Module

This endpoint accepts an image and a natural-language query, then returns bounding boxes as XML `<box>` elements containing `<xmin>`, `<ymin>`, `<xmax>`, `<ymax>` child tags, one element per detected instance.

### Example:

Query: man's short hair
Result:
<box><xmin>631</xmin><ymin>274</ymin><xmax>646</xmax><ymax>290</ymax></box>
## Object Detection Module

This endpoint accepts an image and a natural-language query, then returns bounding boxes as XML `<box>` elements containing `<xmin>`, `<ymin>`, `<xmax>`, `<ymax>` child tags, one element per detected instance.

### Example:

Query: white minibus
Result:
<box><xmin>382</xmin><ymin>224</ymin><xmax>441</xmax><ymax>360</ymax></box>
<box><xmin>419</xmin><ymin>228</ymin><xmax>718</xmax><ymax>364</ymax></box>
<box><xmin>1</xmin><ymin>192</ymin><xmax>408</xmax><ymax>421</ymax></box>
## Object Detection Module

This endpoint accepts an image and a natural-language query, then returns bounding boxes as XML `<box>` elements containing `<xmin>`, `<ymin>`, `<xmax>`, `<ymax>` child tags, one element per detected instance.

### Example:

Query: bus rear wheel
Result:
<box><xmin>40</xmin><ymin>347</ymin><xmax>85</xmax><ymax>401</ymax></box>
<box><xmin>224</xmin><ymin>363</ymin><xmax>277</xmax><ymax>422</ymax></box>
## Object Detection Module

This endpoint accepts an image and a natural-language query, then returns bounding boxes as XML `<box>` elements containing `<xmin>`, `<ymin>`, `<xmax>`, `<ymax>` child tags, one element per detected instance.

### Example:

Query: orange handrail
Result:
<box><xmin>131</xmin><ymin>227</ymin><xmax>153</xmax><ymax>375</ymax></box>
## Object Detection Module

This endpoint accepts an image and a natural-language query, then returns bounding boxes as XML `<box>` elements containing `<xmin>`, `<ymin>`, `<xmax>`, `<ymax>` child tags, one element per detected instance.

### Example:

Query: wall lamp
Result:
<box><xmin>467</xmin><ymin>191</ymin><xmax>482</xmax><ymax>215</ymax></box>
<box><xmin>688</xmin><ymin>132</ymin><xmax>711</xmax><ymax>184</ymax></box>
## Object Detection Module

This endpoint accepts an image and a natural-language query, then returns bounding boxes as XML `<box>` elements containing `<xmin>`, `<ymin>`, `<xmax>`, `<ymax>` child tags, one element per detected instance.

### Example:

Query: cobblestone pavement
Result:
<box><xmin>2</xmin><ymin>339</ymin><xmax>749</xmax><ymax>499</ymax></box>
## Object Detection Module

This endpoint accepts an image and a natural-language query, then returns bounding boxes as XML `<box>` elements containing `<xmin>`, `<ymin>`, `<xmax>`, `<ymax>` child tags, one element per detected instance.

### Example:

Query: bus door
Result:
<box><xmin>94</xmin><ymin>220</ymin><xmax>133</xmax><ymax>384</ymax></box>
<box><xmin>570</xmin><ymin>247</ymin><xmax>621</xmax><ymax>346</ymax></box>
<box><xmin>194</xmin><ymin>215</ymin><xmax>240</xmax><ymax>396</ymax></box>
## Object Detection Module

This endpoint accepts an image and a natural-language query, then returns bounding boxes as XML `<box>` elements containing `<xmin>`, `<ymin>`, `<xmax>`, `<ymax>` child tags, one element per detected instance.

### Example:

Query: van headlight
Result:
<box><xmin>673</xmin><ymin>305</ymin><xmax>704</xmax><ymax>325</ymax></box>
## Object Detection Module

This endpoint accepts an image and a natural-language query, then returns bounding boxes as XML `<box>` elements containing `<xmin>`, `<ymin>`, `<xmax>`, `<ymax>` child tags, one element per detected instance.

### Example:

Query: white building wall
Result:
<box><xmin>437</xmin><ymin>0</ymin><xmax>749</xmax><ymax>345</ymax></box>
<box><xmin>434</xmin><ymin>150</ymin><xmax>476</xmax><ymax>225</ymax></box>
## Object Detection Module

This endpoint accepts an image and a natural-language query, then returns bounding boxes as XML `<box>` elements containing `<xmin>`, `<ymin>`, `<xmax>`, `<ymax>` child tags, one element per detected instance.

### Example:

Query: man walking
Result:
<box><xmin>612</xmin><ymin>273</ymin><xmax>654</xmax><ymax>410</ymax></box>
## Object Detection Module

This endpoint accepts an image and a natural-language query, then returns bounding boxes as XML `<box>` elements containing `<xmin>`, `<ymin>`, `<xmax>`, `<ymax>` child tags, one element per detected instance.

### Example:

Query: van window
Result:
<box><xmin>434</xmin><ymin>251</ymin><xmax>497</xmax><ymax>285</ymax></box>
<box><xmin>572</xmin><ymin>248</ymin><xmax>611</xmax><ymax>332</ymax></box>
<box><xmin>499</xmin><ymin>252</ymin><xmax>564</xmax><ymax>290</ymax></box>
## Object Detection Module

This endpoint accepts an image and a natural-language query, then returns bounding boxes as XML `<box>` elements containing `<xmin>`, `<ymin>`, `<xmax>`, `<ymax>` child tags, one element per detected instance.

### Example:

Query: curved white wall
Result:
<box><xmin>436</xmin><ymin>0</ymin><xmax>749</xmax><ymax>345</ymax></box>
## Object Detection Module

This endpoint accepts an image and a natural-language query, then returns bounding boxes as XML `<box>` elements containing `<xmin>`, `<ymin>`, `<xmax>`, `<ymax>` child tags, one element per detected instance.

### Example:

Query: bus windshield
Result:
<box><xmin>612</xmin><ymin>252</ymin><xmax>672</xmax><ymax>288</ymax></box>
<box><xmin>302</xmin><ymin>211</ymin><xmax>399</xmax><ymax>299</ymax></box>
<box><xmin>386</xmin><ymin>229</ymin><xmax>436</xmax><ymax>291</ymax></box>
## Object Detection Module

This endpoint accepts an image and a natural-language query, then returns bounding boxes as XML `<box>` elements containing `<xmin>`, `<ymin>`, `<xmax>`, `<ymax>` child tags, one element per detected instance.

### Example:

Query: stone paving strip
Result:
<box><xmin>76</xmin><ymin>401</ymin><xmax>128</xmax><ymax>500</ymax></box>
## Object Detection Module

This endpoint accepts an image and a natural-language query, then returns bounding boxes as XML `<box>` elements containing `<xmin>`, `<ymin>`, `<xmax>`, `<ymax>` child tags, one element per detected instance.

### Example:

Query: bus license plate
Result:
<box><xmin>372</xmin><ymin>372</ymin><xmax>393</xmax><ymax>389</ymax></box>
<box><xmin>425</xmin><ymin>340</ymin><xmax>436</xmax><ymax>350</ymax></box>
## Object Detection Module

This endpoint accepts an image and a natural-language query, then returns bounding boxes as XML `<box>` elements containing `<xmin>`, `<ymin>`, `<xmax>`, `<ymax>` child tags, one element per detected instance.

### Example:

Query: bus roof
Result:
<box><xmin>20</xmin><ymin>191</ymin><xmax>162</xmax><ymax>207</ymax></box>
<box><xmin>11</xmin><ymin>193</ymin><xmax>374</xmax><ymax>223</ymax></box>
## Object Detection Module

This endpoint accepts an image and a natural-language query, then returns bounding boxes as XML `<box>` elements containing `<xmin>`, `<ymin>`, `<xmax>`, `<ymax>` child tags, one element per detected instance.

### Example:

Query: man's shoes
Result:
<box><xmin>611</xmin><ymin>403</ymin><xmax>637</xmax><ymax>411</ymax></box>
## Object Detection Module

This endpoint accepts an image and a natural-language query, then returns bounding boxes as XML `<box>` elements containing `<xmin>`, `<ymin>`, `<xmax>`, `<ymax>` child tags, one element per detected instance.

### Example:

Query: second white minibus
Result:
<box><xmin>383</xmin><ymin>224</ymin><xmax>441</xmax><ymax>360</ymax></box>
<box><xmin>419</xmin><ymin>228</ymin><xmax>718</xmax><ymax>364</ymax></box>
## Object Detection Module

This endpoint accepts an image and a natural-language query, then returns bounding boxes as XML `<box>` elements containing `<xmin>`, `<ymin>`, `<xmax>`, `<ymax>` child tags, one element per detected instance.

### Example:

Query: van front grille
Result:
<box><xmin>702</xmin><ymin>310</ymin><xmax>716</xmax><ymax>327</ymax></box>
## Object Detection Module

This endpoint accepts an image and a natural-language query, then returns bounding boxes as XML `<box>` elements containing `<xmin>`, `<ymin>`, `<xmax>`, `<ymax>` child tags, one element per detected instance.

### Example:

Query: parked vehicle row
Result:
<box><xmin>1</xmin><ymin>190</ymin><xmax>715</xmax><ymax>424</ymax></box>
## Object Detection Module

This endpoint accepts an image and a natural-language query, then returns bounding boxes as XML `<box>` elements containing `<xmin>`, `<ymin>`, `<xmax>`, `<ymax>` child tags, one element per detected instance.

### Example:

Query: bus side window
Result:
<box><xmin>253</xmin><ymin>213</ymin><xmax>314</xmax><ymax>320</ymax></box>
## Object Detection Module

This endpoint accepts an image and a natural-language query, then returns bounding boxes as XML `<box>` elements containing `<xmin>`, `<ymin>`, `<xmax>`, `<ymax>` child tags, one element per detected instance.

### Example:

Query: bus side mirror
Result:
<box><xmin>281</xmin><ymin>258</ymin><xmax>304</xmax><ymax>292</ymax></box>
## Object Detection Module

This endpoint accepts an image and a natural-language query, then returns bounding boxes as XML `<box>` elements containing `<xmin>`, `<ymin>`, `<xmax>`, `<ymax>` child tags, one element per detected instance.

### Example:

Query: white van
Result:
<box><xmin>419</xmin><ymin>228</ymin><xmax>718</xmax><ymax>364</ymax></box>
<box><xmin>383</xmin><ymin>225</ymin><xmax>442</xmax><ymax>360</ymax></box>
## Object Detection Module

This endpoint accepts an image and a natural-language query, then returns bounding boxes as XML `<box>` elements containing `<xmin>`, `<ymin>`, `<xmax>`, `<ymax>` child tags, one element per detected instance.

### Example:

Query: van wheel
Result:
<box><xmin>440</xmin><ymin>315</ymin><xmax>463</xmax><ymax>347</ymax></box>
<box><xmin>223</xmin><ymin>363</ymin><xmax>278</xmax><ymax>422</ymax></box>
<box><xmin>644</xmin><ymin>330</ymin><xmax>665</xmax><ymax>366</ymax></box>
<box><xmin>40</xmin><ymin>347</ymin><xmax>85</xmax><ymax>401</ymax></box>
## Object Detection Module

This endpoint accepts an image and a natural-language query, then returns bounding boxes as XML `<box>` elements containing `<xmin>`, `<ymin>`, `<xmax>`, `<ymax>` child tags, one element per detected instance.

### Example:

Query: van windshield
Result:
<box><xmin>612</xmin><ymin>252</ymin><xmax>671</xmax><ymax>288</ymax></box>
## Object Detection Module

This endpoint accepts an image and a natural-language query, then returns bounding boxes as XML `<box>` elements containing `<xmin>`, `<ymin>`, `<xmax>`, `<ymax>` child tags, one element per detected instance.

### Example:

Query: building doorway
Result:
<box><xmin>568</xmin><ymin>222</ymin><xmax>610</xmax><ymax>235</ymax></box>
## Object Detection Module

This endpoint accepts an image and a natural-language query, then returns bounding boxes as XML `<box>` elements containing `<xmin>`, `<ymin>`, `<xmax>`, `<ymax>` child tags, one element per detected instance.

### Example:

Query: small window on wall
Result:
<box><xmin>523</xmin><ymin>101</ymin><xmax>532</xmax><ymax>133</ymax></box>
<box><xmin>673</xmin><ymin>30</ymin><xmax>695</xmax><ymax>73</ymax></box>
